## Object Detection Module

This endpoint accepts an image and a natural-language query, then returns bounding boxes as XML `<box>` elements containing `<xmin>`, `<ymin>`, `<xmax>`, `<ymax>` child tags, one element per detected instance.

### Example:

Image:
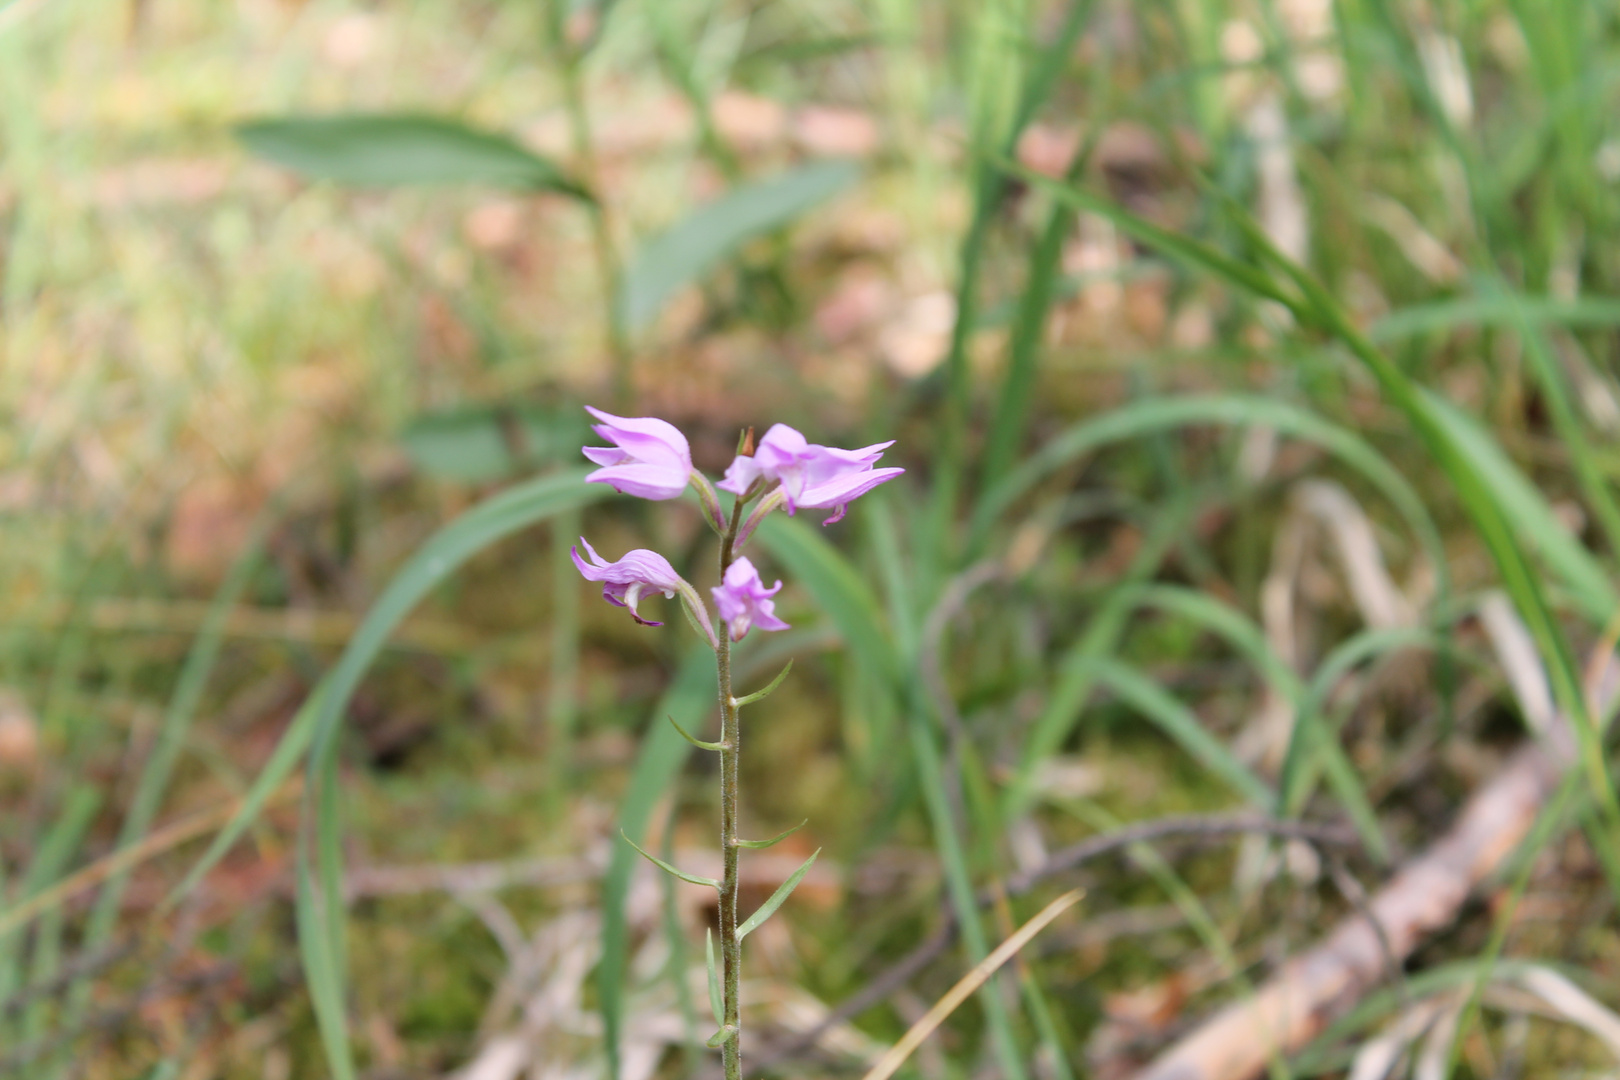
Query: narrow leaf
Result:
<box><xmin>732</xmin><ymin>659</ymin><xmax>793</xmax><ymax>707</ymax></box>
<box><xmin>705</xmin><ymin>928</ymin><xmax>722</xmax><ymax>1025</ymax></box>
<box><xmin>1084</xmin><ymin>658</ymin><xmax>1275</xmax><ymax>808</ymax></box>
<box><xmin>667</xmin><ymin>713</ymin><xmax>725</xmax><ymax>752</ymax></box>
<box><xmin>735</xmin><ymin>820</ymin><xmax>807</xmax><ymax>850</ymax></box>
<box><xmin>617</xmin><ymin>160</ymin><xmax>859</xmax><ymax>332</ymax></box>
<box><xmin>237</xmin><ymin>114</ymin><xmax>590</xmax><ymax>197</ymax></box>
<box><xmin>706</xmin><ymin>1025</ymin><xmax>735</xmax><ymax>1049</ymax></box>
<box><xmin>736</xmin><ymin>849</ymin><xmax>819</xmax><ymax>941</ymax></box>
<box><xmin>620</xmin><ymin>831</ymin><xmax>720</xmax><ymax>890</ymax></box>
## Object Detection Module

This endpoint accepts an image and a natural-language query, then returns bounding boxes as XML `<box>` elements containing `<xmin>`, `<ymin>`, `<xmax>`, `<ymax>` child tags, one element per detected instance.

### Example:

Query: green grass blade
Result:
<box><xmin>600</xmin><ymin>648</ymin><xmax>716</xmax><ymax>1080</ymax></box>
<box><xmin>757</xmin><ymin>512</ymin><xmax>1025</xmax><ymax>1076</ymax></box>
<box><xmin>1003</xmin><ymin>501</ymin><xmax>1190</xmax><ymax>822</ymax></box>
<box><xmin>970</xmin><ymin>395</ymin><xmax>1444</xmax><ymax>582</ymax></box>
<box><xmin>1369</xmin><ymin>296</ymin><xmax>1620</xmax><ymax>342</ymax></box>
<box><xmin>735</xmin><ymin>849</ymin><xmax>819</xmax><ymax>941</ymax></box>
<box><xmin>237</xmin><ymin>114</ymin><xmax>591</xmax><ymax>197</ymax></box>
<box><xmin>616</xmin><ymin>161</ymin><xmax>859</xmax><ymax>332</ymax></box>
<box><xmin>755</xmin><ymin>516</ymin><xmax>899</xmax><ymax>686</ymax></box>
<box><xmin>296</xmin><ymin>829</ymin><xmax>356</xmax><ymax>1080</ymax></box>
<box><xmin>0</xmin><ymin>785</ymin><xmax>100</xmax><ymax>1010</ymax></box>
<box><xmin>1422</xmin><ymin>392</ymin><xmax>1617</xmax><ymax>625</ymax></box>
<box><xmin>168</xmin><ymin>472</ymin><xmax>609</xmax><ymax>907</ymax></box>
<box><xmin>705</xmin><ymin>928</ymin><xmax>722</xmax><ymax>1024</ymax></box>
<box><xmin>1083</xmin><ymin>657</ymin><xmax>1275</xmax><ymax>808</ymax></box>
<box><xmin>1279</xmin><ymin>627</ymin><xmax>1436</xmax><ymax>815</ymax></box>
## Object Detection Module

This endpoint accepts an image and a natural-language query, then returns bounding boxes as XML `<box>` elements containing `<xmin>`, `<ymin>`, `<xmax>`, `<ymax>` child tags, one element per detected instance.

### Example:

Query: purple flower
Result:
<box><xmin>711</xmin><ymin>557</ymin><xmax>790</xmax><ymax>640</ymax></box>
<box><xmin>572</xmin><ymin>537</ymin><xmax>684</xmax><ymax>626</ymax></box>
<box><xmin>718</xmin><ymin>424</ymin><xmax>904</xmax><ymax>525</ymax></box>
<box><xmin>581</xmin><ymin>407</ymin><xmax>693</xmax><ymax>501</ymax></box>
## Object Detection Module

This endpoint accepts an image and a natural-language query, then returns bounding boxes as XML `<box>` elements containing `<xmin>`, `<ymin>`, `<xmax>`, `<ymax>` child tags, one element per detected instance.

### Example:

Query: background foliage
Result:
<box><xmin>2</xmin><ymin>0</ymin><xmax>1619</xmax><ymax>1077</ymax></box>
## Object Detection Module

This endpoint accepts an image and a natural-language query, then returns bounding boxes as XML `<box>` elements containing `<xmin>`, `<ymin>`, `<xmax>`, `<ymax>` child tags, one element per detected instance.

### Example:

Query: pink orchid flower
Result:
<box><xmin>581</xmin><ymin>407</ymin><xmax>694</xmax><ymax>501</ymax></box>
<box><xmin>718</xmin><ymin>423</ymin><xmax>903</xmax><ymax>525</ymax></box>
<box><xmin>571</xmin><ymin>538</ymin><xmax>685</xmax><ymax>626</ymax></box>
<box><xmin>711</xmin><ymin>557</ymin><xmax>790</xmax><ymax>640</ymax></box>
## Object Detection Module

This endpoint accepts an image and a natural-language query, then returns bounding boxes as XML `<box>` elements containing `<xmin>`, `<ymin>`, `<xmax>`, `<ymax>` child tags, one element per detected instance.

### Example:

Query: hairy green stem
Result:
<box><xmin>716</xmin><ymin>495</ymin><xmax>746</xmax><ymax>1080</ymax></box>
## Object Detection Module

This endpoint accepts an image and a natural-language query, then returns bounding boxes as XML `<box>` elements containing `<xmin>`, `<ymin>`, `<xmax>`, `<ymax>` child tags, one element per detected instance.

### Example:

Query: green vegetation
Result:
<box><xmin>2</xmin><ymin>0</ymin><xmax>1619</xmax><ymax>1077</ymax></box>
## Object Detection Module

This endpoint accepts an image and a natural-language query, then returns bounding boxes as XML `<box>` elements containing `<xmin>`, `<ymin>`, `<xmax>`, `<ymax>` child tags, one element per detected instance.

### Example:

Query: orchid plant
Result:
<box><xmin>576</xmin><ymin>407</ymin><xmax>902</xmax><ymax>1078</ymax></box>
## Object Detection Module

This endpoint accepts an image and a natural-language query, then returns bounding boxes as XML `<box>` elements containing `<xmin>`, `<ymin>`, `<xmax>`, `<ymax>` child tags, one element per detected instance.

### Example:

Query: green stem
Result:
<box><xmin>716</xmin><ymin>495</ymin><xmax>746</xmax><ymax>1080</ymax></box>
<box><xmin>550</xmin><ymin>15</ymin><xmax>633</xmax><ymax>407</ymax></box>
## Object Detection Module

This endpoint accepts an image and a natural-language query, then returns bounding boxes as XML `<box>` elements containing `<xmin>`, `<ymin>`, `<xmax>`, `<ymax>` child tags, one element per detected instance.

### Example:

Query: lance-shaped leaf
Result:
<box><xmin>237</xmin><ymin>114</ymin><xmax>591</xmax><ymax>199</ymax></box>
<box><xmin>731</xmin><ymin>660</ymin><xmax>793</xmax><ymax>708</ymax></box>
<box><xmin>667</xmin><ymin>713</ymin><xmax>726</xmax><ymax>752</ymax></box>
<box><xmin>620</xmin><ymin>831</ymin><xmax>720</xmax><ymax>889</ymax></box>
<box><xmin>705</xmin><ymin>929</ymin><xmax>723</xmax><ymax>1024</ymax></box>
<box><xmin>736</xmin><ymin>849</ymin><xmax>820</xmax><ymax>941</ymax></box>
<box><xmin>617</xmin><ymin>160</ymin><xmax>859</xmax><ymax>332</ymax></box>
<box><xmin>706</xmin><ymin>1025</ymin><xmax>735</xmax><ymax>1049</ymax></box>
<box><xmin>735</xmin><ymin>820</ymin><xmax>808</xmax><ymax>850</ymax></box>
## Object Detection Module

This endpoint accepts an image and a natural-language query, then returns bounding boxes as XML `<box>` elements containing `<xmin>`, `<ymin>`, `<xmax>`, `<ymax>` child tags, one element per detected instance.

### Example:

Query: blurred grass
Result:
<box><xmin>2</xmin><ymin>0</ymin><xmax>1620</xmax><ymax>1077</ymax></box>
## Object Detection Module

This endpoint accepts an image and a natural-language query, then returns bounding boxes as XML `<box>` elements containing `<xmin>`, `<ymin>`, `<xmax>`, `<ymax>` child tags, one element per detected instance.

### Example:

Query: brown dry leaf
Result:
<box><xmin>879</xmin><ymin>291</ymin><xmax>954</xmax><ymax>377</ymax></box>
<box><xmin>322</xmin><ymin>13</ymin><xmax>379</xmax><ymax>68</ymax></box>
<box><xmin>815</xmin><ymin>266</ymin><xmax>896</xmax><ymax>344</ymax></box>
<box><xmin>464</xmin><ymin>199</ymin><xmax>527</xmax><ymax>252</ymax></box>
<box><xmin>0</xmin><ymin>690</ymin><xmax>39</xmax><ymax>767</ymax></box>
<box><xmin>1017</xmin><ymin>123</ymin><xmax>1081</xmax><ymax>178</ymax></box>
<box><xmin>792</xmin><ymin>105</ymin><xmax>880</xmax><ymax>158</ymax></box>
<box><xmin>167</xmin><ymin>473</ymin><xmax>264</xmax><ymax>580</ymax></box>
<box><xmin>714</xmin><ymin>91</ymin><xmax>786</xmax><ymax>151</ymax></box>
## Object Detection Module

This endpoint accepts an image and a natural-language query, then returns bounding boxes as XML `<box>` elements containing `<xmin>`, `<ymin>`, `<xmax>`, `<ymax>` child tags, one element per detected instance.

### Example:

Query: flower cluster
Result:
<box><xmin>574</xmin><ymin>408</ymin><xmax>902</xmax><ymax>642</ymax></box>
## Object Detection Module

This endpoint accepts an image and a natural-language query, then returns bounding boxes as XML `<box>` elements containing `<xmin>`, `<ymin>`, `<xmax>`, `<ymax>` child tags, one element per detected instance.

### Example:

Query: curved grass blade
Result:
<box><xmin>731</xmin><ymin>659</ymin><xmax>793</xmax><ymax>708</ymax></box>
<box><xmin>238</xmin><ymin>114</ymin><xmax>591</xmax><ymax>197</ymax></box>
<box><xmin>617</xmin><ymin>161</ymin><xmax>859</xmax><ymax>332</ymax></box>
<box><xmin>168</xmin><ymin>472</ymin><xmax>609</xmax><ymax>907</ymax></box>
<box><xmin>736</xmin><ymin>849</ymin><xmax>819</xmax><ymax>941</ymax></box>
<box><xmin>1424</xmin><ymin>392</ymin><xmax>1618</xmax><ymax>625</ymax></box>
<box><xmin>756</xmin><ymin>513</ymin><xmax>1026</xmax><ymax>1077</ymax></box>
<box><xmin>735</xmin><ymin>820</ymin><xmax>807</xmax><ymax>850</ymax></box>
<box><xmin>1279</xmin><ymin>627</ymin><xmax>1436</xmax><ymax>815</ymax></box>
<box><xmin>1369</xmin><ymin>296</ymin><xmax>1620</xmax><ymax>342</ymax></box>
<box><xmin>1084</xmin><ymin>657</ymin><xmax>1274</xmax><ymax>808</ymax></box>
<box><xmin>1013</xmin><ymin>161</ymin><xmax>1620</xmax><ymax>890</ymax></box>
<box><xmin>969</xmin><ymin>394</ymin><xmax>1443</xmax><ymax>584</ymax></box>
<box><xmin>755</xmin><ymin>516</ymin><xmax>899</xmax><ymax>686</ymax></box>
<box><xmin>156</xmin><ymin>472</ymin><xmax>605</xmax><ymax>1079</ymax></box>
<box><xmin>296</xmin><ymin>826</ymin><xmax>356</xmax><ymax>1080</ymax></box>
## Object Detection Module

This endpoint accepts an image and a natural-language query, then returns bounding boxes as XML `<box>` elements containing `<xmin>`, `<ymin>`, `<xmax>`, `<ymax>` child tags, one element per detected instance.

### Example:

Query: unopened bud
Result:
<box><xmin>737</xmin><ymin>426</ymin><xmax>756</xmax><ymax>457</ymax></box>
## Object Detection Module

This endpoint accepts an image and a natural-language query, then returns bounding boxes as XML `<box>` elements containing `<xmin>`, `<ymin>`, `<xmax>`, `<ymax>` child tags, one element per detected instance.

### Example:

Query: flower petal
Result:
<box><xmin>585</xmin><ymin>463</ymin><xmax>691</xmax><ymax>501</ymax></box>
<box><xmin>796</xmin><ymin>466</ymin><xmax>905</xmax><ymax>510</ymax></box>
